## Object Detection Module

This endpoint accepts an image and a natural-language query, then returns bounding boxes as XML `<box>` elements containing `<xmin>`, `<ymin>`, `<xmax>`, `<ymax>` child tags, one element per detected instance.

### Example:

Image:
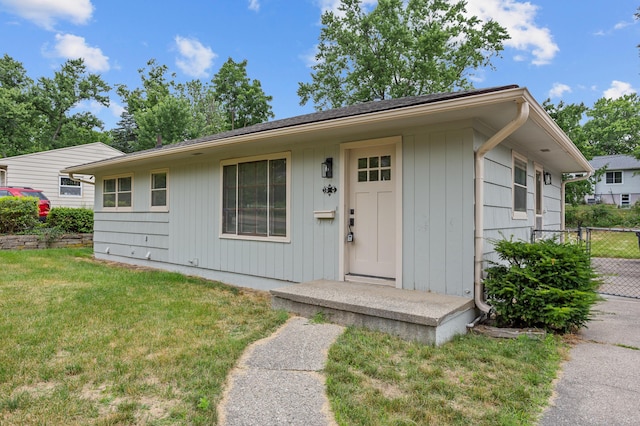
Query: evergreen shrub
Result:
<box><xmin>484</xmin><ymin>238</ymin><xmax>601</xmax><ymax>333</ymax></box>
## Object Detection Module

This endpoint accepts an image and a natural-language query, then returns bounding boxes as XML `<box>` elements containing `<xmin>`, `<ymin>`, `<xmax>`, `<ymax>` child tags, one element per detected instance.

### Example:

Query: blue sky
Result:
<box><xmin>1</xmin><ymin>0</ymin><xmax>638</xmax><ymax>131</ymax></box>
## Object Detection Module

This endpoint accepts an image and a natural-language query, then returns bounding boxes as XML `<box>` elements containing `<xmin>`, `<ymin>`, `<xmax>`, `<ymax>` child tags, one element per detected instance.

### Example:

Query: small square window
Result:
<box><xmin>151</xmin><ymin>171</ymin><xmax>168</xmax><ymax>209</ymax></box>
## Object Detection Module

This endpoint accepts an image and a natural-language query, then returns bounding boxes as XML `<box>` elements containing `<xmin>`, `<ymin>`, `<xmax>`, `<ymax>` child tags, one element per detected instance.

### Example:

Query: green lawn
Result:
<box><xmin>0</xmin><ymin>248</ymin><xmax>288</xmax><ymax>425</ymax></box>
<box><xmin>590</xmin><ymin>230</ymin><xmax>640</xmax><ymax>259</ymax></box>
<box><xmin>327</xmin><ymin>328</ymin><xmax>565</xmax><ymax>425</ymax></box>
<box><xmin>1</xmin><ymin>248</ymin><xmax>568</xmax><ymax>425</ymax></box>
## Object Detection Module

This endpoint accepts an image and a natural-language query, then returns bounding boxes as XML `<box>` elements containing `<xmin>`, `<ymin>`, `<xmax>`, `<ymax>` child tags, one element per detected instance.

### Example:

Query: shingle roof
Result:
<box><xmin>151</xmin><ymin>85</ymin><xmax>520</xmax><ymax>152</ymax></box>
<box><xmin>590</xmin><ymin>155</ymin><xmax>640</xmax><ymax>171</ymax></box>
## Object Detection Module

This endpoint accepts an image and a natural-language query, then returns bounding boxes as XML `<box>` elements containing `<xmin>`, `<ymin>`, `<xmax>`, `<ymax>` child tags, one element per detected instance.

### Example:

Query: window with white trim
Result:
<box><xmin>221</xmin><ymin>153</ymin><xmax>289</xmax><ymax>240</ymax></box>
<box><xmin>513</xmin><ymin>153</ymin><xmax>528</xmax><ymax>219</ymax></box>
<box><xmin>59</xmin><ymin>176</ymin><xmax>82</xmax><ymax>197</ymax></box>
<box><xmin>103</xmin><ymin>175</ymin><xmax>133</xmax><ymax>210</ymax></box>
<box><xmin>150</xmin><ymin>171</ymin><xmax>168</xmax><ymax>210</ymax></box>
<box><xmin>605</xmin><ymin>171</ymin><xmax>622</xmax><ymax>184</ymax></box>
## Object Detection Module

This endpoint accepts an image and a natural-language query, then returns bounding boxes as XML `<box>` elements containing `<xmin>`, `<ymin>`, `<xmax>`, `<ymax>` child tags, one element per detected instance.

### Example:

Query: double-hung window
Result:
<box><xmin>513</xmin><ymin>153</ymin><xmax>528</xmax><ymax>219</ymax></box>
<box><xmin>150</xmin><ymin>171</ymin><xmax>168</xmax><ymax>210</ymax></box>
<box><xmin>221</xmin><ymin>153</ymin><xmax>290</xmax><ymax>240</ymax></box>
<box><xmin>103</xmin><ymin>175</ymin><xmax>133</xmax><ymax>210</ymax></box>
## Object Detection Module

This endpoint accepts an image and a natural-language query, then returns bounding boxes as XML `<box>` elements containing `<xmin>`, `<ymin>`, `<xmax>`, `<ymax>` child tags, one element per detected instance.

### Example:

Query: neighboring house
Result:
<box><xmin>0</xmin><ymin>143</ymin><xmax>123</xmax><ymax>209</ymax></box>
<box><xmin>63</xmin><ymin>85</ymin><xmax>591</xmax><ymax>340</ymax></box>
<box><xmin>588</xmin><ymin>155</ymin><xmax>640</xmax><ymax>207</ymax></box>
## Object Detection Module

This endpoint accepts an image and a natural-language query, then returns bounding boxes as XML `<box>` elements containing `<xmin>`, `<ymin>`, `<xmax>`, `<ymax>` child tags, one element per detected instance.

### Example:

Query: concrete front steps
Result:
<box><xmin>271</xmin><ymin>280</ymin><xmax>476</xmax><ymax>346</ymax></box>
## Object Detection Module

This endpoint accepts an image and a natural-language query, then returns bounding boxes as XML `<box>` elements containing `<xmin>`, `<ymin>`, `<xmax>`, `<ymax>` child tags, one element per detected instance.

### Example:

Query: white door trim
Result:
<box><xmin>338</xmin><ymin>136</ymin><xmax>402</xmax><ymax>288</ymax></box>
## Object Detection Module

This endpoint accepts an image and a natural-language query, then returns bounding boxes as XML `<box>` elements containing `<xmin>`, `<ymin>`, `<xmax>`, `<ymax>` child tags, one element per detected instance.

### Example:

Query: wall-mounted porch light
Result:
<box><xmin>543</xmin><ymin>171</ymin><xmax>552</xmax><ymax>185</ymax></box>
<box><xmin>321</xmin><ymin>157</ymin><xmax>333</xmax><ymax>178</ymax></box>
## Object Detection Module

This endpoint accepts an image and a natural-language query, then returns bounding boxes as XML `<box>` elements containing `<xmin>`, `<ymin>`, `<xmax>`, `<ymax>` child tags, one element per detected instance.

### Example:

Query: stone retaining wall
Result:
<box><xmin>0</xmin><ymin>233</ymin><xmax>93</xmax><ymax>250</ymax></box>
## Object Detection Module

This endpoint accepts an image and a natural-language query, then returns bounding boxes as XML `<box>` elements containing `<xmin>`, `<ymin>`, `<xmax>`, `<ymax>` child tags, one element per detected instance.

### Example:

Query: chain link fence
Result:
<box><xmin>532</xmin><ymin>227</ymin><xmax>640</xmax><ymax>299</ymax></box>
<box><xmin>587</xmin><ymin>227</ymin><xmax>640</xmax><ymax>299</ymax></box>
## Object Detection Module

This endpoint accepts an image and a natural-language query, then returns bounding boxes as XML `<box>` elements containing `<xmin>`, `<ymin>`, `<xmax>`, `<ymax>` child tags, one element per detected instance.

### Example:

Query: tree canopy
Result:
<box><xmin>0</xmin><ymin>55</ymin><xmax>110</xmax><ymax>157</ymax></box>
<box><xmin>115</xmin><ymin>57</ymin><xmax>273</xmax><ymax>152</ymax></box>
<box><xmin>298</xmin><ymin>0</ymin><xmax>509</xmax><ymax>110</ymax></box>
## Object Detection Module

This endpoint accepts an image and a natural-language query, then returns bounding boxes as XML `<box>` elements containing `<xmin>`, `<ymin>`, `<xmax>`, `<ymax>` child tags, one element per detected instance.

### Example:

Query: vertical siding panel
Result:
<box><xmin>288</xmin><ymin>148</ymin><xmax>304</xmax><ymax>282</ymax></box>
<box><xmin>302</xmin><ymin>148</ymin><xmax>315</xmax><ymax>282</ymax></box>
<box><xmin>323</xmin><ymin>145</ymin><xmax>339</xmax><ymax>280</ymax></box>
<box><xmin>402</xmin><ymin>135</ymin><xmax>416</xmax><ymax>290</ymax></box>
<box><xmin>444</xmin><ymin>131</ymin><xmax>465</xmax><ymax>296</ymax></box>
<box><xmin>413</xmin><ymin>134</ymin><xmax>430</xmax><ymax>292</ymax></box>
<box><xmin>428</xmin><ymin>133</ymin><xmax>447</xmax><ymax>294</ymax></box>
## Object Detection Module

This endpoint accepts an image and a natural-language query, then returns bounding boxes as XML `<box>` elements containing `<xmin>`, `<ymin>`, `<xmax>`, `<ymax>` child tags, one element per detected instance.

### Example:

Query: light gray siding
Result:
<box><xmin>482</xmin><ymin>141</ymin><xmax>564</xmax><ymax>263</ymax></box>
<box><xmin>402</xmin><ymin>127</ymin><xmax>475</xmax><ymax>297</ymax></box>
<box><xmin>90</xmin><ymin>123</ymin><xmax>564</xmax><ymax>296</ymax></box>
<box><xmin>0</xmin><ymin>143</ymin><xmax>122</xmax><ymax>208</ymax></box>
<box><xmin>93</xmin><ymin>141</ymin><xmax>341</xmax><ymax>289</ymax></box>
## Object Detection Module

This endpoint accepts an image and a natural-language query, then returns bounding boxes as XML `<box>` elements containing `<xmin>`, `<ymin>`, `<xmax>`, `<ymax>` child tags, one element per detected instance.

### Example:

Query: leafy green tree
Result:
<box><xmin>31</xmin><ymin>58</ymin><xmax>111</xmax><ymax>150</ymax></box>
<box><xmin>135</xmin><ymin>95</ymin><xmax>192</xmax><ymax>150</ymax></box>
<box><xmin>212</xmin><ymin>58</ymin><xmax>274</xmax><ymax>129</ymax></box>
<box><xmin>175</xmin><ymin>79</ymin><xmax>228</xmax><ymax>138</ymax></box>
<box><xmin>298</xmin><ymin>0</ymin><xmax>509</xmax><ymax>110</ymax></box>
<box><xmin>583</xmin><ymin>94</ymin><xmax>640</xmax><ymax>156</ymax></box>
<box><xmin>0</xmin><ymin>54</ymin><xmax>36</xmax><ymax>157</ymax></box>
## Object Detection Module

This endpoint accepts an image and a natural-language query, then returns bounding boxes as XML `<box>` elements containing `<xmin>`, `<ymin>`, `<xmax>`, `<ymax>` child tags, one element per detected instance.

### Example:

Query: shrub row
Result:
<box><xmin>0</xmin><ymin>198</ymin><xmax>93</xmax><ymax>235</ymax></box>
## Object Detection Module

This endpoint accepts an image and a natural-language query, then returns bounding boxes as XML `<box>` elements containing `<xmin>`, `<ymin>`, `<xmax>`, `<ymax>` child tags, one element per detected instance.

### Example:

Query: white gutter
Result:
<box><xmin>474</xmin><ymin>100</ymin><xmax>530</xmax><ymax>313</ymax></box>
<box><xmin>560</xmin><ymin>172</ymin><xmax>593</xmax><ymax>230</ymax></box>
<box><xmin>67</xmin><ymin>173</ymin><xmax>95</xmax><ymax>186</ymax></box>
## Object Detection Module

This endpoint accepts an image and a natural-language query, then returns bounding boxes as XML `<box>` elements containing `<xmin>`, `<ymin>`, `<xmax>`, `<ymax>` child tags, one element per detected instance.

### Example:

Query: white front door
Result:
<box><xmin>348</xmin><ymin>145</ymin><xmax>396</xmax><ymax>279</ymax></box>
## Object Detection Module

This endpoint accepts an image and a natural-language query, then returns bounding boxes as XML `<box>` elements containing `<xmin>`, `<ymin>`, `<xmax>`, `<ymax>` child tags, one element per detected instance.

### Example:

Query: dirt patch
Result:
<box><xmin>80</xmin><ymin>381</ymin><xmax>182</xmax><ymax>423</ymax></box>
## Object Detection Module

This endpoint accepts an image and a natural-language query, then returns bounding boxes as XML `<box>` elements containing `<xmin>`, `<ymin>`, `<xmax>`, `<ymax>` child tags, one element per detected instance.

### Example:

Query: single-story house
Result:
<box><xmin>588</xmin><ymin>154</ymin><xmax>640</xmax><ymax>207</ymax></box>
<box><xmin>63</xmin><ymin>85</ymin><xmax>592</xmax><ymax>343</ymax></box>
<box><xmin>1</xmin><ymin>142</ymin><xmax>123</xmax><ymax>208</ymax></box>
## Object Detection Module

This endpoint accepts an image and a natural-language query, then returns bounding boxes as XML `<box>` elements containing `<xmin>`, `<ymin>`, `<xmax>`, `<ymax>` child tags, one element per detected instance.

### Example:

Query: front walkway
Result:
<box><xmin>217</xmin><ymin>317</ymin><xmax>344</xmax><ymax>426</ymax></box>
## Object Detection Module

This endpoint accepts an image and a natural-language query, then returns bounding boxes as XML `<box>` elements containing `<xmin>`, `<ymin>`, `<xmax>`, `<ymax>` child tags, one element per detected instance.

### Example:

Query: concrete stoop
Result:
<box><xmin>271</xmin><ymin>280</ymin><xmax>476</xmax><ymax>346</ymax></box>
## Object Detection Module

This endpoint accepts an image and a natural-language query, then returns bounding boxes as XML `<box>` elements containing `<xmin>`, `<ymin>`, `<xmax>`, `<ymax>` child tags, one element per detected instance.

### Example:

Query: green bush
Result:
<box><xmin>46</xmin><ymin>207</ymin><xmax>94</xmax><ymax>233</ymax></box>
<box><xmin>0</xmin><ymin>196</ymin><xmax>39</xmax><ymax>234</ymax></box>
<box><xmin>484</xmin><ymin>238</ymin><xmax>601</xmax><ymax>333</ymax></box>
<box><xmin>565</xmin><ymin>204</ymin><xmax>640</xmax><ymax>228</ymax></box>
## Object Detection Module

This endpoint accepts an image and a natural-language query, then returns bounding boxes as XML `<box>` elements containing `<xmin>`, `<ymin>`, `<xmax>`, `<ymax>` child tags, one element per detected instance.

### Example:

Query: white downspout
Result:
<box><xmin>560</xmin><ymin>172</ymin><xmax>592</xmax><ymax>230</ymax></box>
<box><xmin>474</xmin><ymin>100</ymin><xmax>530</xmax><ymax>313</ymax></box>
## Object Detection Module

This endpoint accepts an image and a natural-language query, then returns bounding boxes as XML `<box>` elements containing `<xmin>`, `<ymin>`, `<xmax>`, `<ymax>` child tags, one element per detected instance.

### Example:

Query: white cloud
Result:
<box><xmin>51</xmin><ymin>33</ymin><xmax>109</xmax><ymax>72</ymax></box>
<box><xmin>548</xmin><ymin>83</ymin><xmax>571</xmax><ymax>99</ymax></box>
<box><xmin>465</xmin><ymin>0</ymin><xmax>559</xmax><ymax>65</ymax></box>
<box><xmin>174</xmin><ymin>36</ymin><xmax>217</xmax><ymax>78</ymax></box>
<box><xmin>603</xmin><ymin>81</ymin><xmax>637</xmax><ymax>99</ymax></box>
<box><xmin>316</xmin><ymin>0</ymin><xmax>376</xmax><ymax>15</ymax></box>
<box><xmin>0</xmin><ymin>0</ymin><xmax>93</xmax><ymax>30</ymax></box>
<box><xmin>109</xmin><ymin>100</ymin><xmax>125</xmax><ymax>119</ymax></box>
<box><xmin>248</xmin><ymin>0</ymin><xmax>260</xmax><ymax>11</ymax></box>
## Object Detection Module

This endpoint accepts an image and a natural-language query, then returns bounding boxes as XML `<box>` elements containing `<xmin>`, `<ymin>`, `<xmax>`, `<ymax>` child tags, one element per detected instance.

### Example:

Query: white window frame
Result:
<box><xmin>512</xmin><ymin>152</ymin><xmax>528</xmax><ymax>220</ymax></box>
<box><xmin>59</xmin><ymin>175</ymin><xmax>82</xmax><ymax>197</ymax></box>
<box><xmin>102</xmin><ymin>174</ymin><xmax>133</xmax><ymax>211</ymax></box>
<box><xmin>605</xmin><ymin>171</ymin><xmax>623</xmax><ymax>185</ymax></box>
<box><xmin>0</xmin><ymin>168</ymin><xmax>6</xmax><ymax>186</ymax></box>
<box><xmin>150</xmin><ymin>169</ymin><xmax>169</xmax><ymax>211</ymax></box>
<box><xmin>220</xmin><ymin>152</ymin><xmax>291</xmax><ymax>242</ymax></box>
<box><xmin>621</xmin><ymin>194</ymin><xmax>630</xmax><ymax>207</ymax></box>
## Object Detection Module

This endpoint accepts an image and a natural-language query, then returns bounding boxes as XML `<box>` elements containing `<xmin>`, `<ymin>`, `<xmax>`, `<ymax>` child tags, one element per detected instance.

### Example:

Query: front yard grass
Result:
<box><xmin>589</xmin><ymin>230</ymin><xmax>640</xmax><ymax>259</ymax></box>
<box><xmin>2</xmin><ymin>248</ymin><xmax>568</xmax><ymax>425</ymax></box>
<box><xmin>327</xmin><ymin>328</ymin><xmax>565</xmax><ymax>426</ymax></box>
<box><xmin>0</xmin><ymin>248</ymin><xmax>288</xmax><ymax>425</ymax></box>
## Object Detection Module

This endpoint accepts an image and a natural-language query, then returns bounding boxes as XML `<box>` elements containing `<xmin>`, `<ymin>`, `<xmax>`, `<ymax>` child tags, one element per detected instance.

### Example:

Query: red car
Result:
<box><xmin>0</xmin><ymin>187</ymin><xmax>51</xmax><ymax>220</ymax></box>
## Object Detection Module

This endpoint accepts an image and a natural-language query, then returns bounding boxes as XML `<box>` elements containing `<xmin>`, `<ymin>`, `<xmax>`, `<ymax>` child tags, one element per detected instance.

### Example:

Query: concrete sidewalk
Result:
<box><xmin>217</xmin><ymin>317</ymin><xmax>344</xmax><ymax>426</ymax></box>
<box><xmin>540</xmin><ymin>296</ymin><xmax>640</xmax><ymax>425</ymax></box>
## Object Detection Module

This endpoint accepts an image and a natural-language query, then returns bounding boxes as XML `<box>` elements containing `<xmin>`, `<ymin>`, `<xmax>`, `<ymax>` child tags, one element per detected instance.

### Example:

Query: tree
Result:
<box><xmin>31</xmin><ymin>58</ymin><xmax>111</xmax><ymax>150</ymax></box>
<box><xmin>212</xmin><ymin>58</ymin><xmax>274</xmax><ymax>129</ymax></box>
<box><xmin>175</xmin><ymin>79</ymin><xmax>228</xmax><ymax>138</ymax></box>
<box><xmin>110</xmin><ymin>110</ymin><xmax>137</xmax><ymax>153</ymax></box>
<box><xmin>298</xmin><ymin>0</ymin><xmax>509</xmax><ymax>110</ymax></box>
<box><xmin>0</xmin><ymin>54</ymin><xmax>36</xmax><ymax>157</ymax></box>
<box><xmin>583</xmin><ymin>94</ymin><xmax>640</xmax><ymax>156</ymax></box>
